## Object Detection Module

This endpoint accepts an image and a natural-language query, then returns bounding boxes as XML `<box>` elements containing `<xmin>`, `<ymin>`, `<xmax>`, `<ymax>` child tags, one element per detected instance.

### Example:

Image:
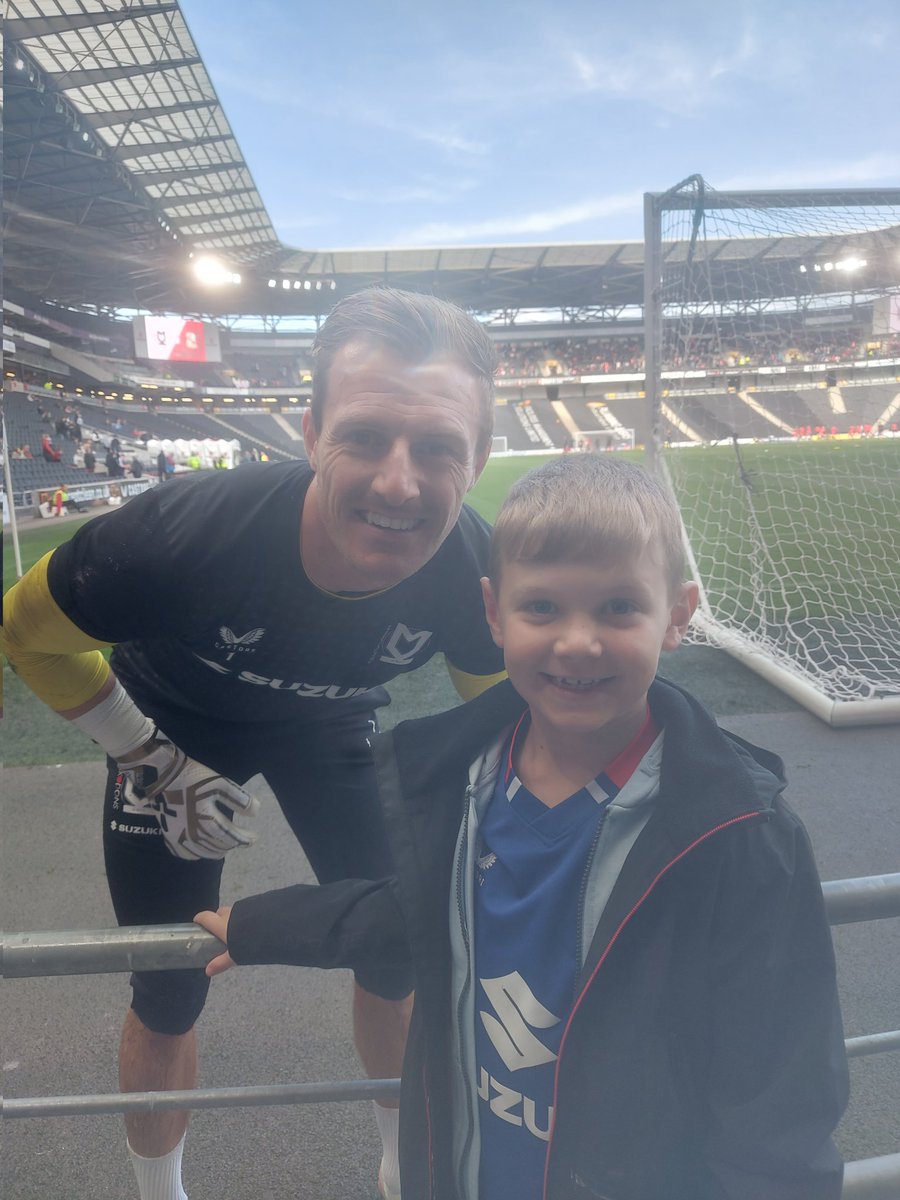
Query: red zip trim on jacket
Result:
<box><xmin>423</xmin><ymin>1062</ymin><xmax>435</xmax><ymax>1200</ymax></box>
<box><xmin>541</xmin><ymin>809</ymin><xmax>765</xmax><ymax>1200</ymax></box>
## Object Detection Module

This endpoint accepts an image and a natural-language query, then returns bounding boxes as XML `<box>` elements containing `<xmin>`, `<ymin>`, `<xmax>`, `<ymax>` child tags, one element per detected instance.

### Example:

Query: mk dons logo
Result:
<box><xmin>479</xmin><ymin>972</ymin><xmax>560</xmax><ymax>1073</ymax></box>
<box><xmin>378</xmin><ymin>623</ymin><xmax>433</xmax><ymax>667</ymax></box>
<box><xmin>216</xmin><ymin>626</ymin><xmax>266</xmax><ymax>661</ymax></box>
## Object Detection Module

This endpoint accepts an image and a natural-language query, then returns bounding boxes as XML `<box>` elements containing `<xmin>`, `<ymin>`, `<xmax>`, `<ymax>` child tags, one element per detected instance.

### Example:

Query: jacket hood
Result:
<box><xmin>382</xmin><ymin>675</ymin><xmax>786</xmax><ymax>841</ymax></box>
<box><xmin>647</xmin><ymin>675</ymin><xmax>786</xmax><ymax>843</ymax></box>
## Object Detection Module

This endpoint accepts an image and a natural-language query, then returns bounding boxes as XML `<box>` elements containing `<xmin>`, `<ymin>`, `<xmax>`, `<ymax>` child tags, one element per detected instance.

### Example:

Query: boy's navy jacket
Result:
<box><xmin>229</xmin><ymin>677</ymin><xmax>848</xmax><ymax>1200</ymax></box>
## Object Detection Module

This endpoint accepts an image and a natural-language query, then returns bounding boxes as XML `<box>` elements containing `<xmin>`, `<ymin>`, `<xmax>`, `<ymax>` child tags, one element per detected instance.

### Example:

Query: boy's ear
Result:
<box><xmin>480</xmin><ymin>577</ymin><xmax>504</xmax><ymax>648</ymax></box>
<box><xmin>662</xmin><ymin>581</ymin><xmax>699</xmax><ymax>653</ymax></box>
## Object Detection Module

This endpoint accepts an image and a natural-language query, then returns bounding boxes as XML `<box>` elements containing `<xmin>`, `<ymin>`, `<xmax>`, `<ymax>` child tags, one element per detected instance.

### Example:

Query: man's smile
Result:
<box><xmin>360</xmin><ymin>510</ymin><xmax>425</xmax><ymax>532</ymax></box>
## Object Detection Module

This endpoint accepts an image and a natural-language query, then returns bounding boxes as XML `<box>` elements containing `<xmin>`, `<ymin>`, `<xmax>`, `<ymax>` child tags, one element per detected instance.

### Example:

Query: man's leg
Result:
<box><xmin>264</xmin><ymin>703</ymin><xmax>413</xmax><ymax>1197</ymax></box>
<box><xmin>120</xmin><ymin>1010</ymin><xmax>197</xmax><ymax>1155</ymax></box>
<box><xmin>352</xmin><ymin>984</ymin><xmax>413</xmax><ymax>1097</ymax></box>
<box><xmin>104</xmin><ymin>759</ymin><xmax>223</xmax><ymax>1199</ymax></box>
<box><xmin>353</xmin><ymin>985</ymin><xmax>413</xmax><ymax>1200</ymax></box>
<box><xmin>120</xmin><ymin>1013</ymin><xmax>195</xmax><ymax>1200</ymax></box>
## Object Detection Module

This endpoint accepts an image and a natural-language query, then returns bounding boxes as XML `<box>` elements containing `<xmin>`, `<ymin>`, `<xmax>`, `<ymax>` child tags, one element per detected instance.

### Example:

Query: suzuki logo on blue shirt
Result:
<box><xmin>480</xmin><ymin>972</ymin><xmax>560</xmax><ymax>1073</ymax></box>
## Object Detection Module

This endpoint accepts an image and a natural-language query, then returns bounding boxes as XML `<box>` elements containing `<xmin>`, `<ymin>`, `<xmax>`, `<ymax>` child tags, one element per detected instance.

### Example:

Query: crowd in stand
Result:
<box><xmin>6</xmin><ymin>329</ymin><xmax>900</xmax><ymax>406</ymax></box>
<box><xmin>492</xmin><ymin>331</ymin><xmax>900</xmax><ymax>378</ymax></box>
<box><xmin>494</xmin><ymin>337</ymin><xmax>645</xmax><ymax>377</ymax></box>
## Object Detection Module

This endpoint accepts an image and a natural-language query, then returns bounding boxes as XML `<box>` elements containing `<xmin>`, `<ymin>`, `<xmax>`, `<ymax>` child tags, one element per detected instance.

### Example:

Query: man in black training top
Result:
<box><xmin>3</xmin><ymin>288</ymin><xmax>506</xmax><ymax>1200</ymax></box>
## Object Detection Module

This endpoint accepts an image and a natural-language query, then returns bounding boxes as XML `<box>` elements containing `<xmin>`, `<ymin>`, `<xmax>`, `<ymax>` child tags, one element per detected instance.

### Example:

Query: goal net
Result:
<box><xmin>643</xmin><ymin>179</ymin><xmax>900</xmax><ymax>724</ymax></box>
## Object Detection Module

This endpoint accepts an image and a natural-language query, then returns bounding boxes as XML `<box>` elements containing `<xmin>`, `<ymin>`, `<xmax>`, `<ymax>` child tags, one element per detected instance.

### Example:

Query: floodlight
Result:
<box><xmin>799</xmin><ymin>264</ymin><xmax>807</xmax><ymax>273</ymax></box>
<box><xmin>192</xmin><ymin>255</ymin><xmax>235</xmax><ymax>286</ymax></box>
<box><xmin>836</xmin><ymin>257</ymin><xmax>866</xmax><ymax>271</ymax></box>
<box><xmin>267</xmin><ymin>279</ymin><xmax>277</xmax><ymax>287</ymax></box>
<box><xmin>282</xmin><ymin>279</ymin><xmax>291</xmax><ymax>289</ymax></box>
<box><xmin>823</xmin><ymin>262</ymin><xmax>834</xmax><ymax>271</ymax></box>
<box><xmin>303</xmin><ymin>280</ymin><xmax>311</xmax><ymax>290</ymax></box>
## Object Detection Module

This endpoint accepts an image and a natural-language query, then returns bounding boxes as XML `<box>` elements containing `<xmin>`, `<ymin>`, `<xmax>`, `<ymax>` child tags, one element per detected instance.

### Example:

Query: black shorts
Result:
<box><xmin>103</xmin><ymin>696</ymin><xmax>413</xmax><ymax>1035</ymax></box>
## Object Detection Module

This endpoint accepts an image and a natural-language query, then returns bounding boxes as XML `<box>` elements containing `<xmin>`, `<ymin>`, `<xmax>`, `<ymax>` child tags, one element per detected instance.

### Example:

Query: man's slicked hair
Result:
<box><xmin>310</xmin><ymin>287</ymin><xmax>498</xmax><ymax>449</ymax></box>
<box><xmin>490</xmin><ymin>454</ymin><xmax>686</xmax><ymax>594</ymax></box>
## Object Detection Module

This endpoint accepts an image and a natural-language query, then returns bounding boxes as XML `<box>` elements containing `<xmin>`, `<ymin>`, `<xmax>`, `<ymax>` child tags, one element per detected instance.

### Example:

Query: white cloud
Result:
<box><xmin>398</xmin><ymin>190</ymin><xmax>644</xmax><ymax>245</ymax></box>
<box><xmin>560</xmin><ymin>31</ymin><xmax>759</xmax><ymax>115</ymax></box>
<box><xmin>209</xmin><ymin>73</ymin><xmax>488</xmax><ymax>156</ymax></box>
<box><xmin>719</xmin><ymin>154</ymin><xmax>900</xmax><ymax>191</ymax></box>
<box><xmin>335</xmin><ymin>178</ymin><xmax>478</xmax><ymax>205</ymax></box>
<box><xmin>357</xmin><ymin>111</ymin><xmax>489</xmax><ymax>157</ymax></box>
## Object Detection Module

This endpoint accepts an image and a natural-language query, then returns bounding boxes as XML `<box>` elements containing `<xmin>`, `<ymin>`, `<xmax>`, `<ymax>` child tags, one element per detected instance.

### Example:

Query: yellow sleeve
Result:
<box><xmin>446</xmin><ymin>661</ymin><xmax>507</xmax><ymax>701</ymax></box>
<box><xmin>2</xmin><ymin>551</ymin><xmax>113</xmax><ymax>713</ymax></box>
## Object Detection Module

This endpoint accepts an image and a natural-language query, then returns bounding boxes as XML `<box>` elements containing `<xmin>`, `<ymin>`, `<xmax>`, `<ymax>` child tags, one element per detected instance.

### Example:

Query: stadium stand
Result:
<box><xmin>668</xmin><ymin>397</ymin><xmax>736</xmax><ymax>443</ymax></box>
<box><xmin>171</xmin><ymin>409</ymin><xmax>301</xmax><ymax>462</ymax></box>
<box><xmin>751</xmin><ymin>390</ymin><xmax>825</xmax><ymax>433</ymax></box>
<box><xmin>490</xmin><ymin>403</ymin><xmax>540</xmax><ymax>452</ymax></box>
<box><xmin>841</xmin><ymin>384</ymin><xmax>900</xmax><ymax>427</ymax></box>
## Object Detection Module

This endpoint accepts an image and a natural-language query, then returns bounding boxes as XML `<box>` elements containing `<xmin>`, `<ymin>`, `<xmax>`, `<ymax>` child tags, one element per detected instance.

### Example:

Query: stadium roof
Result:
<box><xmin>4</xmin><ymin>0</ymin><xmax>281</xmax><ymax>310</ymax></box>
<box><xmin>4</xmin><ymin>4</ymin><xmax>899</xmax><ymax>321</ymax></box>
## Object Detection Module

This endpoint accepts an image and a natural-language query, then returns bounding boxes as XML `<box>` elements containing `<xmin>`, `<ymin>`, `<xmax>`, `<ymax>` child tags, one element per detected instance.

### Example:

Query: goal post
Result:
<box><xmin>643</xmin><ymin>179</ymin><xmax>900</xmax><ymax>725</ymax></box>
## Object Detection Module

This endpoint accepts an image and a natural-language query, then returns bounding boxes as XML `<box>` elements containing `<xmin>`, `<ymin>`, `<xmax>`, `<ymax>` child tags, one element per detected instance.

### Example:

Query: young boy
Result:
<box><xmin>196</xmin><ymin>456</ymin><xmax>848</xmax><ymax>1200</ymax></box>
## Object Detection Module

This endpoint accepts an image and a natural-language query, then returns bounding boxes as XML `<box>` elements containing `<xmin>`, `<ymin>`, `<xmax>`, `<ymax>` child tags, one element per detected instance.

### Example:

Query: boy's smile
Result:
<box><xmin>482</xmin><ymin>552</ymin><xmax>697</xmax><ymax>761</ymax></box>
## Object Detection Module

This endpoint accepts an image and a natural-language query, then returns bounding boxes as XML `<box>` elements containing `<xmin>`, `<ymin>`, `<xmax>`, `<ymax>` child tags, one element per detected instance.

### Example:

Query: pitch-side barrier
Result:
<box><xmin>4</xmin><ymin>872</ymin><xmax>900</xmax><ymax>1199</ymax></box>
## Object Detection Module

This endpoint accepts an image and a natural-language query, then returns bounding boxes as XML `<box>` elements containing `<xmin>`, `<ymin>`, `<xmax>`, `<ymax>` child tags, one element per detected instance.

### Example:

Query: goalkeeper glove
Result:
<box><xmin>119</xmin><ymin>730</ymin><xmax>258</xmax><ymax>861</ymax></box>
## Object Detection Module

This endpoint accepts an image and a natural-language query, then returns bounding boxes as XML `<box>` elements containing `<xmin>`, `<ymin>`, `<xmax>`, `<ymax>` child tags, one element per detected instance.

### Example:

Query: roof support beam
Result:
<box><xmin>114</xmin><ymin>134</ymin><xmax>232</xmax><ymax>160</ymax></box>
<box><xmin>5</xmin><ymin>5</ymin><xmax>178</xmax><ymax>40</ymax></box>
<box><xmin>154</xmin><ymin>188</ymin><xmax>260</xmax><ymax>207</ymax></box>
<box><xmin>51</xmin><ymin>57</ymin><xmax>202</xmax><ymax>91</ymax></box>
<box><xmin>132</xmin><ymin>162</ymin><xmax>246</xmax><ymax>183</ymax></box>
<box><xmin>88</xmin><ymin>99</ymin><xmax>216</xmax><ymax>128</ymax></box>
<box><xmin>174</xmin><ymin>207</ymin><xmax>267</xmax><ymax>226</ymax></box>
<box><xmin>190</xmin><ymin>222</ymin><xmax>275</xmax><ymax>238</ymax></box>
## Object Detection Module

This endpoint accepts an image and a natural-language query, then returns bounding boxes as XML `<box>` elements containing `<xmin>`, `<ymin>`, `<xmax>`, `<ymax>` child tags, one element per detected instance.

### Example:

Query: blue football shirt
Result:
<box><xmin>473</xmin><ymin>711</ymin><xmax>658</xmax><ymax>1200</ymax></box>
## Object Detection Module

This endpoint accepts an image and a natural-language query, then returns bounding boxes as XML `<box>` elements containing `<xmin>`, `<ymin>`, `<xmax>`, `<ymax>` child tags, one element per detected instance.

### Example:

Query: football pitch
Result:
<box><xmin>4</xmin><ymin>439</ymin><xmax>897</xmax><ymax>764</ymax></box>
<box><xmin>663</xmin><ymin>438</ymin><xmax>900</xmax><ymax>623</ymax></box>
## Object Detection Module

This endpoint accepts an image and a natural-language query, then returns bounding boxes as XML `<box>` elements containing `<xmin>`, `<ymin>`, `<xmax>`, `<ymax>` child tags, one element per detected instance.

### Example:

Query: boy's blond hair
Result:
<box><xmin>490</xmin><ymin>455</ymin><xmax>686</xmax><ymax>594</ymax></box>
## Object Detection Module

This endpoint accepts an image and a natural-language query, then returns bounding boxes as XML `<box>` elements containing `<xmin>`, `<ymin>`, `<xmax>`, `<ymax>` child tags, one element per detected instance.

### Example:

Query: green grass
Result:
<box><xmin>666</xmin><ymin>440</ymin><xmax>900</xmax><ymax>625</ymax></box>
<box><xmin>466</xmin><ymin>452</ymin><xmax>560</xmax><ymax>519</ymax></box>
<box><xmin>4</xmin><ymin>515</ymin><xmax>94</xmax><ymax>593</ymax></box>
<box><xmin>11</xmin><ymin>440</ymin><xmax>895</xmax><ymax>767</ymax></box>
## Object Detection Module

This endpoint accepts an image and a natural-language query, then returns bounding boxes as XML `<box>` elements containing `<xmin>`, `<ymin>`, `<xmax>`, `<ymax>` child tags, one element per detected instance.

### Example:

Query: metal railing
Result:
<box><xmin>4</xmin><ymin>871</ymin><xmax>899</xmax><ymax>1199</ymax></box>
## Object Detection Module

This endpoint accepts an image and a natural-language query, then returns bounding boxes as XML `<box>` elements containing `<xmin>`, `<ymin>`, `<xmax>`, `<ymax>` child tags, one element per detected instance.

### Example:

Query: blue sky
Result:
<box><xmin>181</xmin><ymin>0</ymin><xmax>899</xmax><ymax>251</ymax></box>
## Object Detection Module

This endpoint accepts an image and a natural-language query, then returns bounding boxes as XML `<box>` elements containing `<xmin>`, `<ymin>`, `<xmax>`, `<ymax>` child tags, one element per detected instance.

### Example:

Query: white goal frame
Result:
<box><xmin>643</xmin><ymin>179</ymin><xmax>900</xmax><ymax>726</ymax></box>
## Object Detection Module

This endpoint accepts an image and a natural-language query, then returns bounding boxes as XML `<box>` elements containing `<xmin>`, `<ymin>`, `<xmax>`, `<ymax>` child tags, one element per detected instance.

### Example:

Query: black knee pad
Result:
<box><xmin>353</xmin><ymin>962</ymin><xmax>415</xmax><ymax>1003</ymax></box>
<box><xmin>129</xmin><ymin>968</ymin><xmax>211</xmax><ymax>1036</ymax></box>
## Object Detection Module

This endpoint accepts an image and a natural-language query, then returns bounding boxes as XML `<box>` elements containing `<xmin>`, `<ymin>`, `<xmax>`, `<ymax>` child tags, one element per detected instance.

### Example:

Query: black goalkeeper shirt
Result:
<box><xmin>47</xmin><ymin>462</ymin><xmax>503</xmax><ymax>725</ymax></box>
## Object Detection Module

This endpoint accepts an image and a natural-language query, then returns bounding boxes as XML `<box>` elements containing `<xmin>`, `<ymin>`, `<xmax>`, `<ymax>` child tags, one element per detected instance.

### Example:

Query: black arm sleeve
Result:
<box><xmin>227</xmin><ymin>878</ymin><xmax>412</xmax><ymax>972</ymax></box>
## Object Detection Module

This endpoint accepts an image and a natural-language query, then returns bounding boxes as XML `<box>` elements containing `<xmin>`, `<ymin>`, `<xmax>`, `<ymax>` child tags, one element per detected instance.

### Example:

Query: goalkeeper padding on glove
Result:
<box><xmin>117</xmin><ymin>728</ymin><xmax>259</xmax><ymax>861</ymax></box>
<box><xmin>75</xmin><ymin>680</ymin><xmax>259</xmax><ymax>861</ymax></box>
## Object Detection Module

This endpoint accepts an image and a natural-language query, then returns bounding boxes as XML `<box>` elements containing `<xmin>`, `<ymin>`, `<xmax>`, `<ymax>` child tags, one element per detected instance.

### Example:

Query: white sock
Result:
<box><xmin>127</xmin><ymin>1135</ymin><xmax>189</xmax><ymax>1200</ymax></box>
<box><xmin>373</xmin><ymin>1102</ymin><xmax>401</xmax><ymax>1197</ymax></box>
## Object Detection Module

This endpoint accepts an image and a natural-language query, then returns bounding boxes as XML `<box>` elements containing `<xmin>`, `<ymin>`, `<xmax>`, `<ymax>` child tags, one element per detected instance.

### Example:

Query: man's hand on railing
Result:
<box><xmin>193</xmin><ymin>905</ymin><xmax>236</xmax><ymax>976</ymax></box>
